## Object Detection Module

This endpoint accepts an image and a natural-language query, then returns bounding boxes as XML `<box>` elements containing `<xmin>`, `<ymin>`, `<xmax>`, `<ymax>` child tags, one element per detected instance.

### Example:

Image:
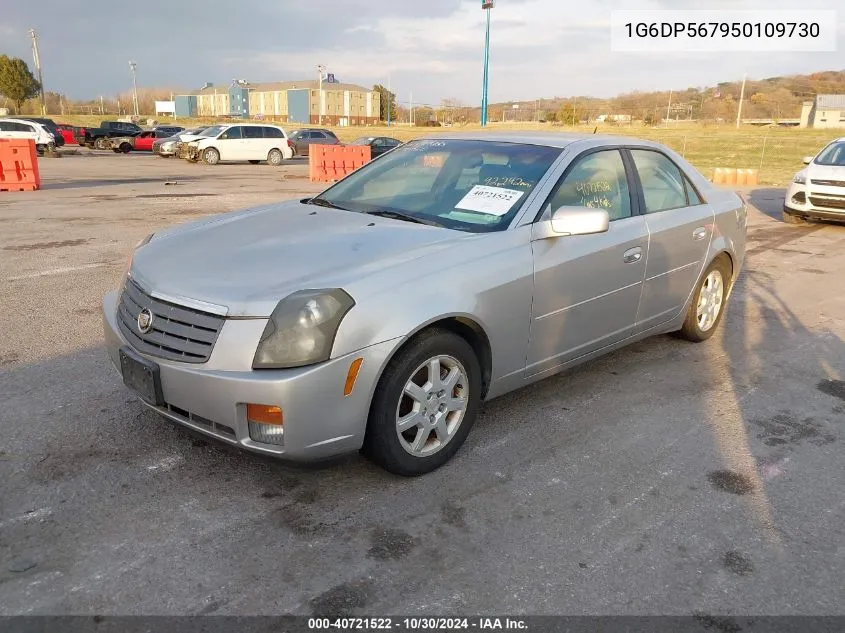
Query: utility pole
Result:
<box><xmin>28</xmin><ymin>29</ymin><xmax>46</xmax><ymax>115</ymax></box>
<box><xmin>665</xmin><ymin>90</ymin><xmax>672</xmax><ymax>124</ymax></box>
<box><xmin>736</xmin><ymin>73</ymin><xmax>747</xmax><ymax>129</ymax></box>
<box><xmin>317</xmin><ymin>64</ymin><xmax>326</xmax><ymax>124</ymax></box>
<box><xmin>480</xmin><ymin>1</ymin><xmax>494</xmax><ymax>126</ymax></box>
<box><xmin>129</xmin><ymin>61</ymin><xmax>139</xmax><ymax>117</ymax></box>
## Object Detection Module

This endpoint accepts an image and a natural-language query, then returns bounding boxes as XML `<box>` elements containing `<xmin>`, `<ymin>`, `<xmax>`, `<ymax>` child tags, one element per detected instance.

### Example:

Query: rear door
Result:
<box><xmin>241</xmin><ymin>126</ymin><xmax>266</xmax><ymax>160</ymax></box>
<box><xmin>626</xmin><ymin>148</ymin><xmax>714</xmax><ymax>332</ymax></box>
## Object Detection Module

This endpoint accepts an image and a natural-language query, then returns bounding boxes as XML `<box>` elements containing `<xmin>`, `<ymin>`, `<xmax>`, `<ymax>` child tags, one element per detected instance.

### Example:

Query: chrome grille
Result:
<box><xmin>117</xmin><ymin>279</ymin><xmax>224</xmax><ymax>363</ymax></box>
<box><xmin>810</xmin><ymin>179</ymin><xmax>845</xmax><ymax>188</ymax></box>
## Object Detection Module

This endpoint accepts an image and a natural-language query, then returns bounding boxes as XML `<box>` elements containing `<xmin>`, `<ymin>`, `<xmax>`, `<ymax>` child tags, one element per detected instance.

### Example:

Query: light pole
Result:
<box><xmin>129</xmin><ymin>61</ymin><xmax>139</xmax><ymax>117</ymax></box>
<box><xmin>28</xmin><ymin>29</ymin><xmax>46</xmax><ymax>115</ymax></box>
<box><xmin>317</xmin><ymin>64</ymin><xmax>326</xmax><ymax>124</ymax></box>
<box><xmin>480</xmin><ymin>1</ymin><xmax>494</xmax><ymax>126</ymax></box>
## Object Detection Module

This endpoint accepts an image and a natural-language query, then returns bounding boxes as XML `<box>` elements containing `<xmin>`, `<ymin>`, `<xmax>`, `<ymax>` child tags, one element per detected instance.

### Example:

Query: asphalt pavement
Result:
<box><xmin>1</xmin><ymin>154</ymin><xmax>844</xmax><ymax>616</ymax></box>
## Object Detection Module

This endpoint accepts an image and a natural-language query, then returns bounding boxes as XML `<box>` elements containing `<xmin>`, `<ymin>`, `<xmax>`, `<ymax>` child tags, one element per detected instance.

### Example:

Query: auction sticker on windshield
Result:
<box><xmin>455</xmin><ymin>185</ymin><xmax>525</xmax><ymax>216</ymax></box>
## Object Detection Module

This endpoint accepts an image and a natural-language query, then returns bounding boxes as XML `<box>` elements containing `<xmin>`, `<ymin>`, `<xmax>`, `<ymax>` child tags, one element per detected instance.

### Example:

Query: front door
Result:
<box><xmin>215</xmin><ymin>125</ymin><xmax>244</xmax><ymax>161</ymax></box>
<box><xmin>626</xmin><ymin>149</ymin><xmax>715</xmax><ymax>332</ymax></box>
<box><xmin>527</xmin><ymin>148</ymin><xmax>649</xmax><ymax>377</ymax></box>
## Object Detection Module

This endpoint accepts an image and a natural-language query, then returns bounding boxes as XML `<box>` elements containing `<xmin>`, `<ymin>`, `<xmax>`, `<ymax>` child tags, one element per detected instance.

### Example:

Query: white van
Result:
<box><xmin>0</xmin><ymin>118</ymin><xmax>57</xmax><ymax>154</ymax></box>
<box><xmin>186</xmin><ymin>123</ymin><xmax>294</xmax><ymax>165</ymax></box>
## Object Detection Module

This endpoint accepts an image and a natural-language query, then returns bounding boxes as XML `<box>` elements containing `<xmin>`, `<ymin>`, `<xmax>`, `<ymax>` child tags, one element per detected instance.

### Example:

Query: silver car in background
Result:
<box><xmin>102</xmin><ymin>132</ymin><xmax>747</xmax><ymax>476</ymax></box>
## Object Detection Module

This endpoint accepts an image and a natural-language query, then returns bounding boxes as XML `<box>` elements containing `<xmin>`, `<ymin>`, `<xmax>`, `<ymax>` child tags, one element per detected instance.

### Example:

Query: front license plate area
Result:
<box><xmin>119</xmin><ymin>347</ymin><xmax>164</xmax><ymax>406</ymax></box>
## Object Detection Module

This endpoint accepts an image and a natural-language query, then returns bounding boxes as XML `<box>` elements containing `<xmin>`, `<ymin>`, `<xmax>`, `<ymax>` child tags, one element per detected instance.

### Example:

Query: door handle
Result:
<box><xmin>693</xmin><ymin>226</ymin><xmax>708</xmax><ymax>241</ymax></box>
<box><xmin>623</xmin><ymin>246</ymin><xmax>643</xmax><ymax>264</ymax></box>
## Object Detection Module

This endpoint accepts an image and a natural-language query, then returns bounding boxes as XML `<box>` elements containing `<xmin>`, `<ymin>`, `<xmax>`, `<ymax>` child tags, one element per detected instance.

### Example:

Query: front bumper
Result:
<box><xmin>102</xmin><ymin>290</ymin><xmax>399</xmax><ymax>461</ymax></box>
<box><xmin>784</xmin><ymin>181</ymin><xmax>845</xmax><ymax>221</ymax></box>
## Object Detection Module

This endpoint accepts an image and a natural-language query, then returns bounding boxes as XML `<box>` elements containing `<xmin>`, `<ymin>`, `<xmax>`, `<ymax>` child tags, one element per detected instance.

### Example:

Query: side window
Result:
<box><xmin>685</xmin><ymin>176</ymin><xmax>704</xmax><ymax>205</ymax></box>
<box><xmin>221</xmin><ymin>126</ymin><xmax>242</xmax><ymax>140</ymax></box>
<box><xmin>0</xmin><ymin>122</ymin><xmax>9</xmax><ymax>131</ymax></box>
<box><xmin>242</xmin><ymin>126</ymin><xmax>263</xmax><ymax>139</ymax></box>
<box><xmin>371</xmin><ymin>138</ymin><xmax>384</xmax><ymax>147</ymax></box>
<box><xmin>264</xmin><ymin>127</ymin><xmax>284</xmax><ymax>139</ymax></box>
<box><xmin>546</xmin><ymin>149</ymin><xmax>632</xmax><ymax>221</ymax></box>
<box><xmin>310</xmin><ymin>131</ymin><xmax>326</xmax><ymax>139</ymax></box>
<box><xmin>630</xmin><ymin>150</ymin><xmax>688</xmax><ymax>213</ymax></box>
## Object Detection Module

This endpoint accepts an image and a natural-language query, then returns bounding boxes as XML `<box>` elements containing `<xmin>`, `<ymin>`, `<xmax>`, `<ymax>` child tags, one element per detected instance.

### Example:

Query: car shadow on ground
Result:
<box><xmin>745</xmin><ymin>188</ymin><xmax>786</xmax><ymax>221</ymax></box>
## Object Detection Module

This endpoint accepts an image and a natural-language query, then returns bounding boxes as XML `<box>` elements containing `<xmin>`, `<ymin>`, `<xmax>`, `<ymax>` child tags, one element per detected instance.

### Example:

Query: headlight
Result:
<box><xmin>162</xmin><ymin>141</ymin><xmax>176</xmax><ymax>150</ymax></box>
<box><xmin>252</xmin><ymin>289</ymin><xmax>355</xmax><ymax>369</ymax></box>
<box><xmin>793</xmin><ymin>172</ymin><xmax>807</xmax><ymax>185</ymax></box>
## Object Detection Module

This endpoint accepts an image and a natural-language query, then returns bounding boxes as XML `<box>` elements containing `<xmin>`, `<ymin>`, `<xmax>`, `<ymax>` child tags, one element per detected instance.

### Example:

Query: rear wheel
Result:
<box><xmin>267</xmin><ymin>148</ymin><xmax>283</xmax><ymax>166</ymax></box>
<box><xmin>783</xmin><ymin>209</ymin><xmax>807</xmax><ymax>224</ymax></box>
<box><xmin>119</xmin><ymin>143</ymin><xmax>132</xmax><ymax>154</ymax></box>
<box><xmin>363</xmin><ymin>329</ymin><xmax>482</xmax><ymax>476</ymax></box>
<box><xmin>677</xmin><ymin>258</ymin><xmax>731</xmax><ymax>342</ymax></box>
<box><xmin>202</xmin><ymin>148</ymin><xmax>220</xmax><ymax>165</ymax></box>
<box><xmin>36</xmin><ymin>144</ymin><xmax>46</xmax><ymax>155</ymax></box>
<box><xmin>94</xmin><ymin>137</ymin><xmax>108</xmax><ymax>150</ymax></box>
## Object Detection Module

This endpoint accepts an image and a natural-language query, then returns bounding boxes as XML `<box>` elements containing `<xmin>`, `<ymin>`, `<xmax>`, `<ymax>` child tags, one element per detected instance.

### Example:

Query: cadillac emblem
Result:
<box><xmin>137</xmin><ymin>308</ymin><xmax>154</xmax><ymax>334</ymax></box>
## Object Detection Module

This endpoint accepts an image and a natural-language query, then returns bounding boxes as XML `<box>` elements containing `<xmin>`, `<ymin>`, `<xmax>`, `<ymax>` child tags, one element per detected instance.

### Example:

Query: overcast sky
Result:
<box><xmin>2</xmin><ymin>0</ymin><xmax>842</xmax><ymax>107</ymax></box>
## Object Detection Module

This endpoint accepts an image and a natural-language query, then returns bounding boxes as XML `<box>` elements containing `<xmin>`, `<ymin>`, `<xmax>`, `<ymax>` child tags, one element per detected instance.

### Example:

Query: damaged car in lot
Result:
<box><xmin>103</xmin><ymin>132</ymin><xmax>747</xmax><ymax>476</ymax></box>
<box><xmin>784</xmin><ymin>136</ymin><xmax>845</xmax><ymax>224</ymax></box>
<box><xmin>183</xmin><ymin>123</ymin><xmax>294</xmax><ymax>165</ymax></box>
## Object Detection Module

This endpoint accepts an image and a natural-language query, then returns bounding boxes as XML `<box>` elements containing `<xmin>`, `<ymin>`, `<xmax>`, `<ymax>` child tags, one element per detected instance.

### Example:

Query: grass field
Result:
<box><xmin>55</xmin><ymin>114</ymin><xmax>842</xmax><ymax>186</ymax></box>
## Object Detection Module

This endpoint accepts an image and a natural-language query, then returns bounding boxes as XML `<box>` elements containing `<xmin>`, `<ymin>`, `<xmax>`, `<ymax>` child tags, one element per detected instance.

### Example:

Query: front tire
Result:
<box><xmin>267</xmin><ymin>148</ymin><xmax>283</xmax><ymax>166</ymax></box>
<box><xmin>202</xmin><ymin>148</ymin><xmax>220</xmax><ymax>165</ymax></box>
<box><xmin>363</xmin><ymin>329</ymin><xmax>482</xmax><ymax>476</ymax></box>
<box><xmin>94</xmin><ymin>137</ymin><xmax>108</xmax><ymax>150</ymax></box>
<box><xmin>677</xmin><ymin>258</ymin><xmax>731</xmax><ymax>342</ymax></box>
<box><xmin>783</xmin><ymin>209</ymin><xmax>807</xmax><ymax>224</ymax></box>
<box><xmin>120</xmin><ymin>143</ymin><xmax>132</xmax><ymax>154</ymax></box>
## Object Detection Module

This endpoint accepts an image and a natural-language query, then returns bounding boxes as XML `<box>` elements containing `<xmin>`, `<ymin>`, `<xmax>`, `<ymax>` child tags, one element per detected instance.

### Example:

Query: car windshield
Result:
<box><xmin>814</xmin><ymin>141</ymin><xmax>845</xmax><ymax>167</ymax></box>
<box><xmin>200</xmin><ymin>125</ymin><xmax>225</xmax><ymax>137</ymax></box>
<box><xmin>312</xmin><ymin>139</ymin><xmax>562</xmax><ymax>233</ymax></box>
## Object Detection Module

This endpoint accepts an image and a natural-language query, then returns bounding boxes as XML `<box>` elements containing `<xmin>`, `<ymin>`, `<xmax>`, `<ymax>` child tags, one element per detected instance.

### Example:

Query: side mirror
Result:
<box><xmin>551</xmin><ymin>206</ymin><xmax>610</xmax><ymax>236</ymax></box>
<box><xmin>802</xmin><ymin>156</ymin><xmax>813</xmax><ymax>165</ymax></box>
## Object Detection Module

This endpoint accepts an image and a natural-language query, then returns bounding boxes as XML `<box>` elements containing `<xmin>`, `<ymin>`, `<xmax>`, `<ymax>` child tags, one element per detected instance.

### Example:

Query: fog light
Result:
<box><xmin>792</xmin><ymin>191</ymin><xmax>806</xmax><ymax>204</ymax></box>
<box><xmin>247</xmin><ymin>404</ymin><xmax>284</xmax><ymax>445</ymax></box>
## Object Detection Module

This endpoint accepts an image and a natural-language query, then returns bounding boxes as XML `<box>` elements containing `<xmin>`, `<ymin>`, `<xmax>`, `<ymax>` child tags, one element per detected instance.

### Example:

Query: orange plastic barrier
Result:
<box><xmin>309</xmin><ymin>145</ymin><xmax>371</xmax><ymax>182</ymax></box>
<box><xmin>0</xmin><ymin>139</ymin><xmax>40</xmax><ymax>191</ymax></box>
<box><xmin>714</xmin><ymin>167</ymin><xmax>758</xmax><ymax>187</ymax></box>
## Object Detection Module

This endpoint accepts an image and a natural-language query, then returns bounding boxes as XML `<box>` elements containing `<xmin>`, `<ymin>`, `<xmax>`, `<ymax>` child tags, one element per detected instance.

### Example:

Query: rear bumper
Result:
<box><xmin>102</xmin><ymin>290</ymin><xmax>399</xmax><ymax>462</ymax></box>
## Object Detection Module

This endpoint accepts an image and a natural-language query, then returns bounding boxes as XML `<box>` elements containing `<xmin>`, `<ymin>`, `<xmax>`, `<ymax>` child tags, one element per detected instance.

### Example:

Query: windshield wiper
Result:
<box><xmin>305</xmin><ymin>197</ymin><xmax>347</xmax><ymax>210</ymax></box>
<box><xmin>364</xmin><ymin>209</ymin><xmax>442</xmax><ymax>227</ymax></box>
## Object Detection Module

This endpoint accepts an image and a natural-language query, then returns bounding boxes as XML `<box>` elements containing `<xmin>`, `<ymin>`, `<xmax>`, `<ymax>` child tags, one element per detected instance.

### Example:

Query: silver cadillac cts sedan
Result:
<box><xmin>103</xmin><ymin>132</ymin><xmax>747</xmax><ymax>476</ymax></box>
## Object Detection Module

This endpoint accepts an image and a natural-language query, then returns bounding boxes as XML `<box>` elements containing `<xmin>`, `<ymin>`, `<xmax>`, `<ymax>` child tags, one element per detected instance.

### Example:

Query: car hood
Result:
<box><xmin>807</xmin><ymin>163</ymin><xmax>845</xmax><ymax>181</ymax></box>
<box><xmin>130</xmin><ymin>200</ymin><xmax>469</xmax><ymax>317</ymax></box>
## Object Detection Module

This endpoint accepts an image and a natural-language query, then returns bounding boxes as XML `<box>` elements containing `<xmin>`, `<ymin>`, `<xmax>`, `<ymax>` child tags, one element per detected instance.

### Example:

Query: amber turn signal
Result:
<box><xmin>246</xmin><ymin>403</ymin><xmax>283</xmax><ymax>425</ymax></box>
<box><xmin>344</xmin><ymin>358</ymin><xmax>364</xmax><ymax>397</ymax></box>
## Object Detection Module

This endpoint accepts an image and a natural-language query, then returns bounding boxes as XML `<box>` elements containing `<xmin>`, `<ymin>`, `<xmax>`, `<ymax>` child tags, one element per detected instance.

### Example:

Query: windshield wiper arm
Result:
<box><xmin>364</xmin><ymin>209</ymin><xmax>442</xmax><ymax>227</ymax></box>
<box><xmin>306</xmin><ymin>197</ymin><xmax>347</xmax><ymax>210</ymax></box>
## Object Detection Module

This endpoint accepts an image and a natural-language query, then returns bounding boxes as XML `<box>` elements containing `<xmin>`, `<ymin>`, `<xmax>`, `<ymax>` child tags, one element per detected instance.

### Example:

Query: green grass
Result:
<box><xmin>55</xmin><ymin>115</ymin><xmax>841</xmax><ymax>186</ymax></box>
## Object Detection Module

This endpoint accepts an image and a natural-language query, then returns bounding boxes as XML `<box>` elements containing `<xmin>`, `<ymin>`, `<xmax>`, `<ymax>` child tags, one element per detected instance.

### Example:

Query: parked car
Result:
<box><xmin>153</xmin><ymin>127</ymin><xmax>210</xmax><ymax>157</ymax></box>
<box><xmin>784</xmin><ymin>137</ymin><xmax>845</xmax><ymax>224</ymax></box>
<box><xmin>0</xmin><ymin>118</ymin><xmax>58</xmax><ymax>154</ymax></box>
<box><xmin>14</xmin><ymin>117</ymin><xmax>65</xmax><ymax>147</ymax></box>
<box><xmin>103</xmin><ymin>133</ymin><xmax>747</xmax><ymax>475</ymax></box>
<box><xmin>348</xmin><ymin>136</ymin><xmax>402</xmax><ymax>158</ymax></box>
<box><xmin>109</xmin><ymin>127</ymin><xmax>185</xmax><ymax>153</ymax></box>
<box><xmin>56</xmin><ymin>123</ymin><xmax>82</xmax><ymax>146</ymax></box>
<box><xmin>288</xmin><ymin>128</ymin><xmax>340</xmax><ymax>156</ymax></box>
<box><xmin>77</xmin><ymin>121</ymin><xmax>143</xmax><ymax>150</ymax></box>
<box><xmin>184</xmin><ymin>124</ymin><xmax>294</xmax><ymax>165</ymax></box>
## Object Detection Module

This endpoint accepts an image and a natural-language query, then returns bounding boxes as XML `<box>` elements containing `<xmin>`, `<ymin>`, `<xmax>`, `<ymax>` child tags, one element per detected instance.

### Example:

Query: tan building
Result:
<box><xmin>181</xmin><ymin>80</ymin><xmax>381</xmax><ymax>125</ymax></box>
<box><xmin>800</xmin><ymin>95</ymin><xmax>845</xmax><ymax>129</ymax></box>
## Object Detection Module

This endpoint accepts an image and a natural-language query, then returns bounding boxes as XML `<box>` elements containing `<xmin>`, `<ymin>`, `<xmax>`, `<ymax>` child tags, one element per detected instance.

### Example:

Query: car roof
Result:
<box><xmin>417</xmin><ymin>131</ymin><xmax>667</xmax><ymax>151</ymax></box>
<box><xmin>0</xmin><ymin>118</ymin><xmax>47</xmax><ymax>127</ymax></box>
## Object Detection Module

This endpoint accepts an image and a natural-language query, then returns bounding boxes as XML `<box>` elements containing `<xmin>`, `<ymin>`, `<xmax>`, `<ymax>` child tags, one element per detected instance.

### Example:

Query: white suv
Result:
<box><xmin>0</xmin><ymin>118</ymin><xmax>57</xmax><ymax>154</ymax></box>
<box><xmin>784</xmin><ymin>137</ymin><xmax>845</xmax><ymax>225</ymax></box>
<box><xmin>186</xmin><ymin>124</ymin><xmax>294</xmax><ymax>165</ymax></box>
